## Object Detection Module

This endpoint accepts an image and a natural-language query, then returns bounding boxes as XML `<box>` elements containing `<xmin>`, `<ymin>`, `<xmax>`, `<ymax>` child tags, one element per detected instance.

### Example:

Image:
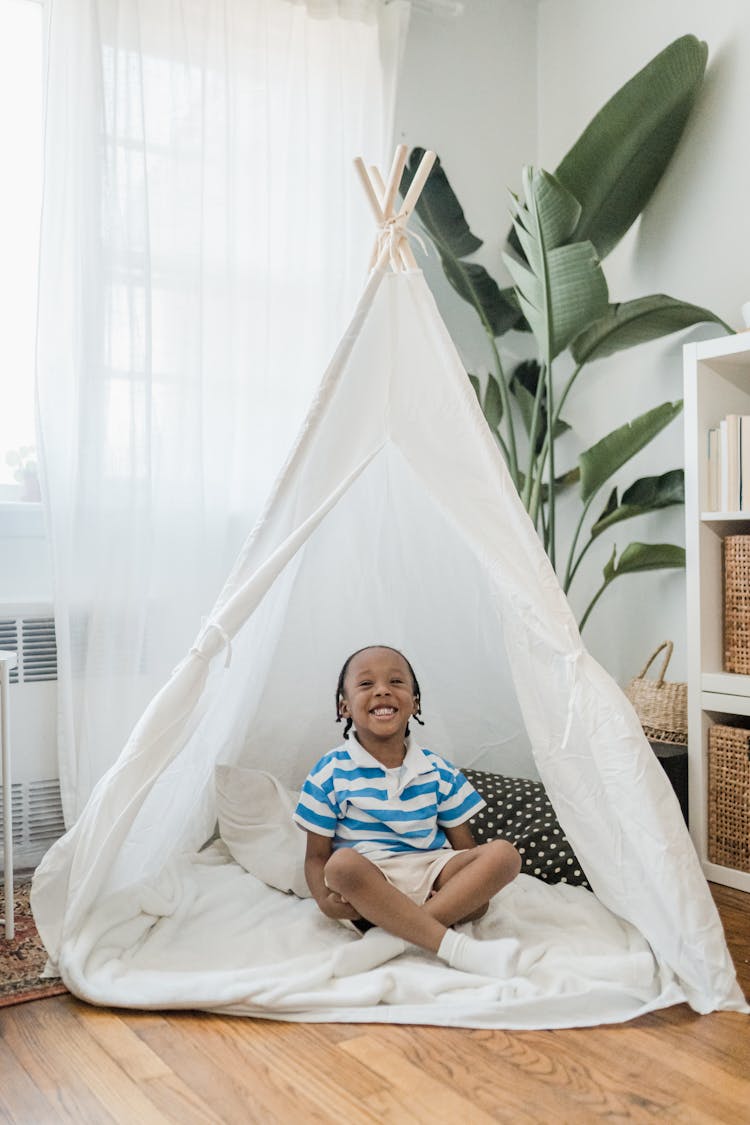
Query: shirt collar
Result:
<box><xmin>345</xmin><ymin>735</ymin><xmax>431</xmax><ymax>784</ymax></box>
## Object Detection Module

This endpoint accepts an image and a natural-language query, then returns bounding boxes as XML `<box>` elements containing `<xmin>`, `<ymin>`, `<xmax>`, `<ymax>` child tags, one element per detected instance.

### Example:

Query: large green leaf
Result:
<box><xmin>621</xmin><ymin>469</ymin><xmax>685</xmax><ymax>508</ymax></box>
<box><xmin>401</xmin><ymin>148</ymin><xmax>482</xmax><ymax>259</ymax></box>
<box><xmin>503</xmin><ymin>168</ymin><xmax>609</xmax><ymax>360</ymax></box>
<box><xmin>581</xmin><ymin>540</ymin><xmax>685</xmax><ymax>628</ymax></box>
<box><xmin>579</xmin><ymin>401</ymin><xmax>683</xmax><ymax>504</ymax></box>
<box><xmin>591</xmin><ymin>469</ymin><xmax>684</xmax><ymax>536</ymax></box>
<box><xmin>604</xmin><ymin>541</ymin><xmax>686</xmax><ymax>581</ymax></box>
<box><xmin>401</xmin><ymin>149</ymin><xmax>521</xmax><ymax>336</ymax></box>
<box><xmin>468</xmin><ymin>371</ymin><xmax>504</xmax><ymax>433</ymax></box>
<box><xmin>510</xmin><ymin>360</ymin><xmax>570</xmax><ymax>453</ymax></box>
<box><xmin>441</xmin><ymin>257</ymin><xmax>520</xmax><ymax>337</ymax></box>
<box><xmin>571</xmin><ymin>295</ymin><xmax>731</xmax><ymax>365</ymax></box>
<box><xmin>555</xmin><ymin>35</ymin><xmax>708</xmax><ymax>259</ymax></box>
<box><xmin>483</xmin><ymin>371</ymin><xmax>504</xmax><ymax>431</ymax></box>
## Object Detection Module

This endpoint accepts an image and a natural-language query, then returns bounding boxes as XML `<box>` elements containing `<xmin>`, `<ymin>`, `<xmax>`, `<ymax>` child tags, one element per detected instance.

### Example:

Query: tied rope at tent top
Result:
<box><xmin>354</xmin><ymin>145</ymin><xmax>436</xmax><ymax>274</ymax></box>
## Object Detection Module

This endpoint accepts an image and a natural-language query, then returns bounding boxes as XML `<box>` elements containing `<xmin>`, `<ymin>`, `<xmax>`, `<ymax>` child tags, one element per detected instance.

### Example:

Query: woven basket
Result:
<box><xmin>708</xmin><ymin>724</ymin><xmax>750</xmax><ymax>872</ymax></box>
<box><xmin>723</xmin><ymin>535</ymin><xmax>750</xmax><ymax>673</ymax></box>
<box><xmin>624</xmin><ymin>641</ymin><xmax>687</xmax><ymax>746</ymax></box>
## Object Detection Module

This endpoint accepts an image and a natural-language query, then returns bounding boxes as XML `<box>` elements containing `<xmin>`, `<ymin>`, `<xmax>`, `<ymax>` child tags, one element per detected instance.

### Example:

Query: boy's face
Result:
<box><xmin>339</xmin><ymin>647</ymin><xmax>417</xmax><ymax>744</ymax></box>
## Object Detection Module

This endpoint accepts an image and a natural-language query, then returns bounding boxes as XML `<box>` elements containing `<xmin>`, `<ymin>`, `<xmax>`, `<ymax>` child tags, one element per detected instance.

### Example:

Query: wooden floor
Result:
<box><xmin>0</xmin><ymin>885</ymin><xmax>747</xmax><ymax>1124</ymax></box>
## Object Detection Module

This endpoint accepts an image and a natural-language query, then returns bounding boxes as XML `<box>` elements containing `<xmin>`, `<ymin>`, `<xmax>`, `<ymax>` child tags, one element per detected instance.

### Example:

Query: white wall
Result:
<box><xmin>396</xmin><ymin>0</ymin><xmax>750</xmax><ymax>685</ymax></box>
<box><xmin>394</xmin><ymin>0</ymin><xmax>538</xmax><ymax>373</ymax></box>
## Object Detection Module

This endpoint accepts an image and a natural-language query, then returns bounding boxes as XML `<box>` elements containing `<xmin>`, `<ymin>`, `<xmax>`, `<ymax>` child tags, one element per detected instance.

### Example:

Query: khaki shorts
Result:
<box><xmin>373</xmin><ymin>847</ymin><xmax>464</xmax><ymax>904</ymax></box>
<box><xmin>326</xmin><ymin>846</ymin><xmax>464</xmax><ymax>908</ymax></box>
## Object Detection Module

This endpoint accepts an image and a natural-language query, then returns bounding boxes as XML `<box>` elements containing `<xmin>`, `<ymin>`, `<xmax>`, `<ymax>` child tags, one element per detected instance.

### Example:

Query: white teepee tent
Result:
<box><xmin>31</xmin><ymin>150</ymin><xmax>747</xmax><ymax>1028</ymax></box>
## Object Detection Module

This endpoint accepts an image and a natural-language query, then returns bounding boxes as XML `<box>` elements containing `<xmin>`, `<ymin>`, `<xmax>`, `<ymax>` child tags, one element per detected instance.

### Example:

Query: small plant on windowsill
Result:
<box><xmin>6</xmin><ymin>446</ymin><xmax>41</xmax><ymax>503</ymax></box>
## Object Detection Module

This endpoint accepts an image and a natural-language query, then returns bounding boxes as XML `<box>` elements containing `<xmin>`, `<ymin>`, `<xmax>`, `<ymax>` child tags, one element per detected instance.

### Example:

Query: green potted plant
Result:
<box><xmin>402</xmin><ymin>34</ymin><xmax>732</xmax><ymax>629</ymax></box>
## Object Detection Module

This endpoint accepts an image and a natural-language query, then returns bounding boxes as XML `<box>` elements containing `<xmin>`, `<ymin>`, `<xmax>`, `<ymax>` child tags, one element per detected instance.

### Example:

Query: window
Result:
<box><xmin>0</xmin><ymin>0</ymin><xmax>43</xmax><ymax>502</ymax></box>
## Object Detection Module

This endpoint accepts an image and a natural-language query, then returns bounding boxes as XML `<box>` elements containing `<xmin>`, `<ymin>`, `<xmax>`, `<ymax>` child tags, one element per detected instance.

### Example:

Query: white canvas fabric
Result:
<box><xmin>31</xmin><ymin>266</ymin><xmax>748</xmax><ymax>1026</ymax></box>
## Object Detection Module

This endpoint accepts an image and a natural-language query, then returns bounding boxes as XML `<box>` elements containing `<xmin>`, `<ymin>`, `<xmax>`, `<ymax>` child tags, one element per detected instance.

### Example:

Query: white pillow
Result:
<box><xmin>215</xmin><ymin>765</ymin><xmax>310</xmax><ymax>898</ymax></box>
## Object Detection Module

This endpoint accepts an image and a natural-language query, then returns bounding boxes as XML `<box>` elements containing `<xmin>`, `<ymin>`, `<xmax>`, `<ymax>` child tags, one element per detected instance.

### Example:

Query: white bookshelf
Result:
<box><xmin>684</xmin><ymin>332</ymin><xmax>750</xmax><ymax>892</ymax></box>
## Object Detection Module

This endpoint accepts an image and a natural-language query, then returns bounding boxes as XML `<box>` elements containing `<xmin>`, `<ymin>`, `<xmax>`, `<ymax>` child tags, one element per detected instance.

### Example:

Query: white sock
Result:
<box><xmin>332</xmin><ymin>927</ymin><xmax>409</xmax><ymax>977</ymax></box>
<box><xmin>437</xmin><ymin>928</ymin><xmax>520</xmax><ymax>979</ymax></box>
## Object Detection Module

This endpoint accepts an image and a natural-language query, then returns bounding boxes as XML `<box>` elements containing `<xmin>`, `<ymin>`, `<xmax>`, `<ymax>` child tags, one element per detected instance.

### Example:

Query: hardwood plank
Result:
<box><xmin>233</xmin><ymin>1019</ymin><xmax>391</xmax><ymax>1101</ymax></box>
<box><xmin>129</xmin><ymin>1010</ymin><xmax>383</xmax><ymax>1124</ymax></box>
<box><xmin>341</xmin><ymin>1034</ymin><xmax>500</xmax><ymax>1124</ymax></box>
<box><xmin>1</xmin><ymin>996</ymin><xmax>119</xmax><ymax>1124</ymax></box>
<box><xmin>710</xmin><ymin>883</ymin><xmax>750</xmax><ymax>996</ymax></box>
<box><xmin>343</xmin><ymin>1028</ymin><xmax>591</xmax><ymax>1125</ymax></box>
<box><xmin>75</xmin><ymin>1005</ymin><xmax>225</xmax><ymax>1124</ymax></box>
<box><xmin>618</xmin><ymin>1023</ymin><xmax>750</xmax><ymax>1111</ymax></box>
<box><xmin>3</xmin><ymin>997</ymin><xmax>169</xmax><ymax>1124</ymax></box>
<box><xmin>637</xmin><ymin>1007</ymin><xmax>750</xmax><ymax>1071</ymax></box>
<box><xmin>122</xmin><ymin>1011</ymin><xmax>275</xmax><ymax>1124</ymax></box>
<box><xmin>498</xmin><ymin>1025</ymin><xmax>739</xmax><ymax>1125</ymax></box>
<box><xmin>75</xmin><ymin>1005</ymin><xmax>173</xmax><ymax>1081</ymax></box>
<box><xmin>196</xmin><ymin>1014</ymin><xmax>386</xmax><ymax>1124</ymax></box>
<box><xmin>0</xmin><ymin>1036</ymin><xmax>62</xmax><ymax>1125</ymax></box>
<box><xmin>367</xmin><ymin>1024</ymin><xmax>680</xmax><ymax>1124</ymax></box>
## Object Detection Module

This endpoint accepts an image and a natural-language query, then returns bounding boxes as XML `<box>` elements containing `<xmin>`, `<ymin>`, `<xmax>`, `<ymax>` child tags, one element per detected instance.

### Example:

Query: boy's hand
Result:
<box><xmin>317</xmin><ymin>891</ymin><xmax>362</xmax><ymax>921</ymax></box>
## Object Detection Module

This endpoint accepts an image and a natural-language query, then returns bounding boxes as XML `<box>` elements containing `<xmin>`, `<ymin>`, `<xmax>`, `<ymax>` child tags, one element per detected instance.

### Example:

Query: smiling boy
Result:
<box><xmin>293</xmin><ymin>645</ymin><xmax>523</xmax><ymax>978</ymax></box>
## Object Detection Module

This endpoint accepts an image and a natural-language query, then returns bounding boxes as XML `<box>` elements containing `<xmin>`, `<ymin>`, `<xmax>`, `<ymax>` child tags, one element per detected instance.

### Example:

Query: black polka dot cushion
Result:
<box><xmin>463</xmin><ymin>769</ymin><xmax>591</xmax><ymax>890</ymax></box>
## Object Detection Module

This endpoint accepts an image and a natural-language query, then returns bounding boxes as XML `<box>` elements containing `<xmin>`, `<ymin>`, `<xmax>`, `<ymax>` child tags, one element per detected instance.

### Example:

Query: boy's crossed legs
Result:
<box><xmin>324</xmin><ymin>840</ymin><xmax>522</xmax><ymax>978</ymax></box>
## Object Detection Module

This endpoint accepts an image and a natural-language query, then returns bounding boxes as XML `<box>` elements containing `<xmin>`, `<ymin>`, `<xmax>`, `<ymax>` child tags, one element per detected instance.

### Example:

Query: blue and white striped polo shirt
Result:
<box><xmin>293</xmin><ymin>738</ymin><xmax>485</xmax><ymax>859</ymax></box>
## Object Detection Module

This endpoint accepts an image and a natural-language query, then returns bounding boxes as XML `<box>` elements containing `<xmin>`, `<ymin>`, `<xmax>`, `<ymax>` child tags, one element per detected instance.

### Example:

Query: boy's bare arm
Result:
<box><xmin>304</xmin><ymin>831</ymin><xmax>361</xmax><ymax>921</ymax></box>
<box><xmin>444</xmin><ymin>822</ymin><xmax>478</xmax><ymax>851</ymax></box>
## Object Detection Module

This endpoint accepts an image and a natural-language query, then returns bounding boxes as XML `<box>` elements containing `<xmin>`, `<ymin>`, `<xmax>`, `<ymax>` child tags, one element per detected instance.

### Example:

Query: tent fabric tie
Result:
<box><xmin>377</xmin><ymin>214</ymin><xmax>427</xmax><ymax>271</ymax></box>
<box><xmin>191</xmin><ymin>620</ymin><xmax>233</xmax><ymax>669</ymax></box>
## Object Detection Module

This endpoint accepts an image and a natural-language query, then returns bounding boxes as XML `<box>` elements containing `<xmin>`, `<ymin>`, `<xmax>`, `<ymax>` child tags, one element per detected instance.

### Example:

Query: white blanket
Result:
<box><xmin>58</xmin><ymin>842</ymin><xmax>689</xmax><ymax>1028</ymax></box>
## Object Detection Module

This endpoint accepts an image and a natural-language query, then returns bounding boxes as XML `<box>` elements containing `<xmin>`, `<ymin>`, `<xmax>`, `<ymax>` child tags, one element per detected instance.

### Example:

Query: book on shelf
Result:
<box><xmin>707</xmin><ymin>426</ymin><xmax>719</xmax><ymax>511</ymax></box>
<box><xmin>741</xmin><ymin>415</ymin><xmax>750</xmax><ymax>511</ymax></box>
<box><xmin>726</xmin><ymin>413</ymin><xmax>741</xmax><ymax>511</ymax></box>
<box><xmin>706</xmin><ymin>413</ymin><xmax>750</xmax><ymax>512</ymax></box>
<box><xmin>719</xmin><ymin>418</ymin><xmax>729</xmax><ymax>511</ymax></box>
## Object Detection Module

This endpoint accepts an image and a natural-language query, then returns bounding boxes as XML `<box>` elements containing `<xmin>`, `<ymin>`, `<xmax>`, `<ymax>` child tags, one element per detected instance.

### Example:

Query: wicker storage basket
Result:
<box><xmin>723</xmin><ymin>535</ymin><xmax>750</xmax><ymax>673</ymax></box>
<box><xmin>708</xmin><ymin>723</ymin><xmax>750</xmax><ymax>872</ymax></box>
<box><xmin>624</xmin><ymin>641</ymin><xmax>687</xmax><ymax>746</ymax></box>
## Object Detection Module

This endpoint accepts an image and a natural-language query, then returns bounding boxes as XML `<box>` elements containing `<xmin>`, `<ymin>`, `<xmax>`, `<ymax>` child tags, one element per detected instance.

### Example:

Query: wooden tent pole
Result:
<box><xmin>380</xmin><ymin>146</ymin><xmax>412</xmax><ymax>270</ymax></box>
<box><xmin>398</xmin><ymin>149</ymin><xmax>436</xmax><ymax>221</ymax></box>
<box><xmin>372</xmin><ymin>240</ymin><xmax>393</xmax><ymax>274</ymax></box>
<box><xmin>369</xmin><ymin>165</ymin><xmax>387</xmax><ymax>205</ymax></box>
<box><xmin>353</xmin><ymin>157</ymin><xmax>385</xmax><ymax>225</ymax></box>
<box><xmin>400</xmin><ymin>242</ymin><xmax>419</xmax><ymax>270</ymax></box>
<box><xmin>382</xmin><ymin>144</ymin><xmax>408</xmax><ymax>218</ymax></box>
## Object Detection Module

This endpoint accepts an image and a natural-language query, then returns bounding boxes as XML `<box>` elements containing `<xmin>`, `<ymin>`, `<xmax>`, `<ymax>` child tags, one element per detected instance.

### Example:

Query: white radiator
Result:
<box><xmin>0</xmin><ymin>603</ymin><xmax>64</xmax><ymax>870</ymax></box>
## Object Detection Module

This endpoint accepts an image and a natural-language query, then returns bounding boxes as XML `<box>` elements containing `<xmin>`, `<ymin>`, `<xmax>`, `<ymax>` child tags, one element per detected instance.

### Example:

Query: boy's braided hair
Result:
<box><xmin>335</xmin><ymin>645</ymin><xmax>424</xmax><ymax>740</ymax></box>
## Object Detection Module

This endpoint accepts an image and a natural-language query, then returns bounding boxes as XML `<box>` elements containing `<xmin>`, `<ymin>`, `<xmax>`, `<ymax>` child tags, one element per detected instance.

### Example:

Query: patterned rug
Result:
<box><xmin>0</xmin><ymin>879</ymin><xmax>68</xmax><ymax>1007</ymax></box>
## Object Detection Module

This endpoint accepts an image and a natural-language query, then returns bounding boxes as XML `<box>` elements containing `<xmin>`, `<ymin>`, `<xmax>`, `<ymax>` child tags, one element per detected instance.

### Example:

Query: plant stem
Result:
<box><xmin>564</xmin><ymin>527</ymin><xmax>596</xmax><ymax>593</ymax></box>
<box><xmin>532</xmin><ymin>360</ymin><xmax>584</xmax><ymax>485</ymax></box>
<box><xmin>579</xmin><ymin>579</ymin><xmax>610</xmax><ymax>631</ymax></box>
<box><xmin>545</xmin><ymin>360</ymin><xmax>556</xmax><ymax>569</ymax></box>
<box><xmin>522</xmin><ymin>374</ymin><xmax>546</xmax><ymax>511</ymax></box>
<box><xmin>528</xmin><ymin>364</ymin><xmax>554</xmax><ymax>543</ymax></box>
<box><xmin>563</xmin><ymin>494</ymin><xmax>595</xmax><ymax>591</ymax></box>
<box><xmin>494</xmin><ymin>430</ymin><xmax>511</xmax><ymax>464</ymax></box>
<box><xmin>529</xmin><ymin>455</ymin><xmax>544</xmax><ymax>527</ymax></box>
<box><xmin>556</xmin><ymin>362</ymin><xmax>583</xmax><ymax>423</ymax></box>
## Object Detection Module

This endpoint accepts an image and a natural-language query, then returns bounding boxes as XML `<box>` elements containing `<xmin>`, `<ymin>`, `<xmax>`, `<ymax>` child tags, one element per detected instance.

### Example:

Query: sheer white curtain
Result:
<box><xmin>36</xmin><ymin>0</ymin><xmax>408</xmax><ymax>823</ymax></box>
